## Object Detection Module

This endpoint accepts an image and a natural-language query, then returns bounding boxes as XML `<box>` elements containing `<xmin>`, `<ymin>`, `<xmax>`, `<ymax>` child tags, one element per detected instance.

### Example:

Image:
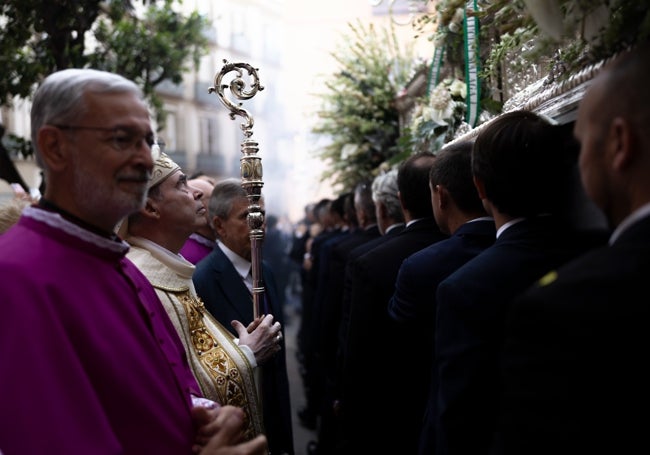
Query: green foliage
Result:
<box><xmin>0</xmin><ymin>0</ymin><xmax>209</xmax><ymax>157</ymax></box>
<box><xmin>89</xmin><ymin>0</ymin><xmax>209</xmax><ymax>125</ymax></box>
<box><xmin>589</xmin><ymin>0</ymin><xmax>650</xmax><ymax>61</ymax></box>
<box><xmin>312</xmin><ymin>0</ymin><xmax>650</xmax><ymax>193</ymax></box>
<box><xmin>2</xmin><ymin>133</ymin><xmax>32</xmax><ymax>160</ymax></box>
<box><xmin>311</xmin><ymin>20</ymin><xmax>419</xmax><ymax>193</ymax></box>
<box><xmin>426</xmin><ymin>0</ymin><xmax>650</xmax><ymax>89</ymax></box>
<box><xmin>0</xmin><ymin>0</ymin><xmax>107</xmax><ymax>100</ymax></box>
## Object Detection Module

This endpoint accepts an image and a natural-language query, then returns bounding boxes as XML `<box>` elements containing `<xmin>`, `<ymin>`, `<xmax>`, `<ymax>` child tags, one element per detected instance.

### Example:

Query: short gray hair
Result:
<box><xmin>207</xmin><ymin>177</ymin><xmax>248</xmax><ymax>223</ymax></box>
<box><xmin>30</xmin><ymin>69</ymin><xmax>145</xmax><ymax>168</ymax></box>
<box><xmin>371</xmin><ymin>168</ymin><xmax>402</xmax><ymax>220</ymax></box>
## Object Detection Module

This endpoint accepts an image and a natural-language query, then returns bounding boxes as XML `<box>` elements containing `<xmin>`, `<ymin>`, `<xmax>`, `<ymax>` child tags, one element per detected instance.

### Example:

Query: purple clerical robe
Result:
<box><xmin>179</xmin><ymin>232</ymin><xmax>214</xmax><ymax>265</ymax></box>
<box><xmin>0</xmin><ymin>207</ymin><xmax>201</xmax><ymax>454</ymax></box>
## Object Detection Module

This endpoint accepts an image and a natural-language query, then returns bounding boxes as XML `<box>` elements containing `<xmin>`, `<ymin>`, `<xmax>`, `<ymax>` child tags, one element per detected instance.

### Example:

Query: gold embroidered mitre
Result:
<box><xmin>149</xmin><ymin>152</ymin><xmax>181</xmax><ymax>189</ymax></box>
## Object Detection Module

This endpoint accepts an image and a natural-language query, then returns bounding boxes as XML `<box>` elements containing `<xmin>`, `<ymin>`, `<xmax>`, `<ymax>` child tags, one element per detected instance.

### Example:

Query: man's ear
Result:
<box><xmin>610</xmin><ymin>117</ymin><xmax>635</xmax><ymax>171</ymax></box>
<box><xmin>376</xmin><ymin>201</ymin><xmax>387</xmax><ymax>221</ymax></box>
<box><xmin>212</xmin><ymin>216</ymin><xmax>225</xmax><ymax>236</ymax></box>
<box><xmin>473</xmin><ymin>175</ymin><xmax>487</xmax><ymax>200</ymax></box>
<box><xmin>436</xmin><ymin>184</ymin><xmax>449</xmax><ymax>209</ymax></box>
<box><xmin>143</xmin><ymin>198</ymin><xmax>160</xmax><ymax>219</ymax></box>
<box><xmin>37</xmin><ymin>126</ymin><xmax>68</xmax><ymax>171</ymax></box>
<box><xmin>397</xmin><ymin>189</ymin><xmax>407</xmax><ymax>213</ymax></box>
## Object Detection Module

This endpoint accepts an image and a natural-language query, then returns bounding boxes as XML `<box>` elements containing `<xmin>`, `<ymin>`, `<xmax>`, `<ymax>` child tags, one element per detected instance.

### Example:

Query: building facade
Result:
<box><xmin>0</xmin><ymin>0</ymin><xmax>431</xmax><ymax>220</ymax></box>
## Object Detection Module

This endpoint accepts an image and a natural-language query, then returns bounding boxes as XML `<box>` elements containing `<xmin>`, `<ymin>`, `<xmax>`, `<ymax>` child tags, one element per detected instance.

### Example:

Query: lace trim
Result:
<box><xmin>23</xmin><ymin>207</ymin><xmax>129</xmax><ymax>254</ymax></box>
<box><xmin>188</xmin><ymin>233</ymin><xmax>216</xmax><ymax>249</ymax></box>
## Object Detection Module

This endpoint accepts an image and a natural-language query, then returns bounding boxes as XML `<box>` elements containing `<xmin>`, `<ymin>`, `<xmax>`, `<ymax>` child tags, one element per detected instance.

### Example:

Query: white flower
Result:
<box><xmin>429</xmin><ymin>85</ymin><xmax>454</xmax><ymax>122</ymax></box>
<box><xmin>430</xmin><ymin>85</ymin><xmax>452</xmax><ymax>110</ymax></box>
<box><xmin>448</xmin><ymin>8</ymin><xmax>465</xmax><ymax>33</ymax></box>
<box><xmin>448</xmin><ymin>79</ymin><xmax>467</xmax><ymax>99</ymax></box>
<box><xmin>452</xmin><ymin>7</ymin><xmax>465</xmax><ymax>25</ymax></box>
<box><xmin>424</xmin><ymin>106</ymin><xmax>446</xmax><ymax>126</ymax></box>
<box><xmin>409</xmin><ymin>104</ymin><xmax>424</xmax><ymax>128</ymax></box>
<box><xmin>409</xmin><ymin>77</ymin><xmax>469</xmax><ymax>143</ymax></box>
<box><xmin>411</xmin><ymin>112</ymin><xmax>424</xmax><ymax>130</ymax></box>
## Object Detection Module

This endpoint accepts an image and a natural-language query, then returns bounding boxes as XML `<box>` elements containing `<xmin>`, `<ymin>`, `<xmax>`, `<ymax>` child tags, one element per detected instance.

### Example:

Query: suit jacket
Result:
<box><xmin>193</xmin><ymin>246</ymin><xmax>294</xmax><ymax>455</ymax></box>
<box><xmin>337</xmin><ymin>223</ymin><xmax>405</xmax><ymax>357</ymax></box>
<box><xmin>321</xmin><ymin>224</ymin><xmax>381</xmax><ymax>376</ymax></box>
<box><xmin>308</xmin><ymin>228</ymin><xmax>351</xmax><ymax>367</ymax></box>
<box><xmin>296</xmin><ymin>227</ymin><xmax>345</xmax><ymax>421</ymax></box>
<box><xmin>339</xmin><ymin>217</ymin><xmax>448</xmax><ymax>455</ymax></box>
<box><xmin>389</xmin><ymin>218</ymin><xmax>496</xmax><ymax>326</ymax></box>
<box><xmin>492</xmin><ymin>216</ymin><xmax>648</xmax><ymax>455</ymax></box>
<box><xmin>331</xmin><ymin>223</ymin><xmax>404</xmax><ymax>451</ymax></box>
<box><xmin>313</xmin><ymin>224</ymin><xmax>382</xmax><ymax>452</ymax></box>
<box><xmin>433</xmin><ymin>216</ymin><xmax>607</xmax><ymax>455</ymax></box>
<box><xmin>263</xmin><ymin>226</ymin><xmax>290</xmax><ymax>307</ymax></box>
<box><xmin>385</xmin><ymin>219</ymin><xmax>496</xmax><ymax>454</ymax></box>
<box><xmin>298</xmin><ymin>227</ymin><xmax>342</xmax><ymax>357</ymax></box>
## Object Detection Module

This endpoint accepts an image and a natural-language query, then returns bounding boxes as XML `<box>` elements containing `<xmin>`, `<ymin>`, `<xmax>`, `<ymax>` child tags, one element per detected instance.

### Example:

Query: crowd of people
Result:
<box><xmin>289</xmin><ymin>43</ymin><xmax>649</xmax><ymax>455</ymax></box>
<box><xmin>1</xmin><ymin>42</ymin><xmax>649</xmax><ymax>455</ymax></box>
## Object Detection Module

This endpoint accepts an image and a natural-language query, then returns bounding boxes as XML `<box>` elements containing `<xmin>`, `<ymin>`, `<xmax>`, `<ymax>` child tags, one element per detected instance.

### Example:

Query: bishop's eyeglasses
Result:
<box><xmin>51</xmin><ymin>124</ymin><xmax>163</xmax><ymax>160</ymax></box>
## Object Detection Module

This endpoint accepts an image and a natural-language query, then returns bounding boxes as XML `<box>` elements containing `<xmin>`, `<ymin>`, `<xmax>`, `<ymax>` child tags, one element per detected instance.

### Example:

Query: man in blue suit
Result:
<box><xmin>385</xmin><ymin>141</ymin><xmax>496</xmax><ymax>454</ymax></box>
<box><xmin>432</xmin><ymin>111</ymin><xmax>608</xmax><ymax>455</ymax></box>
<box><xmin>493</xmin><ymin>43</ymin><xmax>650</xmax><ymax>455</ymax></box>
<box><xmin>193</xmin><ymin>178</ymin><xmax>294</xmax><ymax>455</ymax></box>
<box><xmin>338</xmin><ymin>152</ymin><xmax>448</xmax><ymax>455</ymax></box>
<box><xmin>313</xmin><ymin>181</ymin><xmax>380</xmax><ymax>453</ymax></box>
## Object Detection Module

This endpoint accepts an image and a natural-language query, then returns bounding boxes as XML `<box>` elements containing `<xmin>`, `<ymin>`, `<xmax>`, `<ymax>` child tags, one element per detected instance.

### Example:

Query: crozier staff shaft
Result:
<box><xmin>209</xmin><ymin>60</ymin><xmax>265</xmax><ymax>319</ymax></box>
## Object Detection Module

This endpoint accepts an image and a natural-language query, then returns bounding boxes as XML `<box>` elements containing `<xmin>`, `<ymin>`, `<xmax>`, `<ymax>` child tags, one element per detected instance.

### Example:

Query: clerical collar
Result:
<box><xmin>38</xmin><ymin>198</ymin><xmax>117</xmax><ymax>240</ymax></box>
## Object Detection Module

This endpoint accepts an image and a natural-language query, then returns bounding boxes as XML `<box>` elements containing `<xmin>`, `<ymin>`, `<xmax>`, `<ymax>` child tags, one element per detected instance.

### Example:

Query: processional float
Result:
<box><xmin>209</xmin><ymin>60</ymin><xmax>266</xmax><ymax>319</ymax></box>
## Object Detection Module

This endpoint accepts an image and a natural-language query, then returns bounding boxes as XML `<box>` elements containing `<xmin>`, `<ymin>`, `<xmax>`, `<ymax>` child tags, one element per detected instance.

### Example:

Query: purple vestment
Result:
<box><xmin>0</xmin><ymin>207</ymin><xmax>201</xmax><ymax>454</ymax></box>
<box><xmin>179</xmin><ymin>233</ymin><xmax>214</xmax><ymax>265</ymax></box>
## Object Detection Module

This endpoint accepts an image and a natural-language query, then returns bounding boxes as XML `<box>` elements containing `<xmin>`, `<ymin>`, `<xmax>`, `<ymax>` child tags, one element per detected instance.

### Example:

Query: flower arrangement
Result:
<box><xmin>403</xmin><ymin>78</ymin><xmax>471</xmax><ymax>154</ymax></box>
<box><xmin>311</xmin><ymin>20</ymin><xmax>419</xmax><ymax>193</ymax></box>
<box><xmin>418</xmin><ymin>0</ymin><xmax>650</xmax><ymax>98</ymax></box>
<box><xmin>312</xmin><ymin>1</ymin><xmax>650</xmax><ymax>193</ymax></box>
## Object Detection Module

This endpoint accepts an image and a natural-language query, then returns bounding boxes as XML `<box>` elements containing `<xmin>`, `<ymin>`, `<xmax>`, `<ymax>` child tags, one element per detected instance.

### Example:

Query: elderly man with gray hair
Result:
<box><xmin>0</xmin><ymin>68</ymin><xmax>267</xmax><ymax>454</ymax></box>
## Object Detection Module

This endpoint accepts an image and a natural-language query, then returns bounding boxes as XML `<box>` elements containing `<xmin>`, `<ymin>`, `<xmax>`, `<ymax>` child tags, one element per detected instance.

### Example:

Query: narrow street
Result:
<box><xmin>283</xmin><ymin>306</ymin><xmax>318</xmax><ymax>455</ymax></box>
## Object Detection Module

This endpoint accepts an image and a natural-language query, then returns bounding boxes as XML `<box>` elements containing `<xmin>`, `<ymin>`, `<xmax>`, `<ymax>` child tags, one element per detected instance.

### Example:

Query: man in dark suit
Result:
<box><xmin>432</xmin><ymin>111</ymin><xmax>608</xmax><ymax>455</ymax></box>
<box><xmin>493</xmin><ymin>43</ymin><xmax>650</xmax><ymax>455</ymax></box>
<box><xmin>295</xmin><ymin>196</ymin><xmax>344</xmax><ymax>432</ymax></box>
<box><xmin>312</xmin><ymin>180</ymin><xmax>380</xmax><ymax>453</ymax></box>
<box><xmin>384</xmin><ymin>142</ymin><xmax>496</xmax><ymax>454</ymax></box>
<box><xmin>263</xmin><ymin>213</ymin><xmax>290</xmax><ymax>310</ymax></box>
<box><xmin>338</xmin><ymin>152</ymin><xmax>448</xmax><ymax>455</ymax></box>
<box><xmin>330</xmin><ymin>169</ymin><xmax>405</xmax><ymax>454</ymax></box>
<box><xmin>337</xmin><ymin>168</ymin><xmax>406</xmax><ymax>365</ymax></box>
<box><xmin>193</xmin><ymin>178</ymin><xmax>294</xmax><ymax>455</ymax></box>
